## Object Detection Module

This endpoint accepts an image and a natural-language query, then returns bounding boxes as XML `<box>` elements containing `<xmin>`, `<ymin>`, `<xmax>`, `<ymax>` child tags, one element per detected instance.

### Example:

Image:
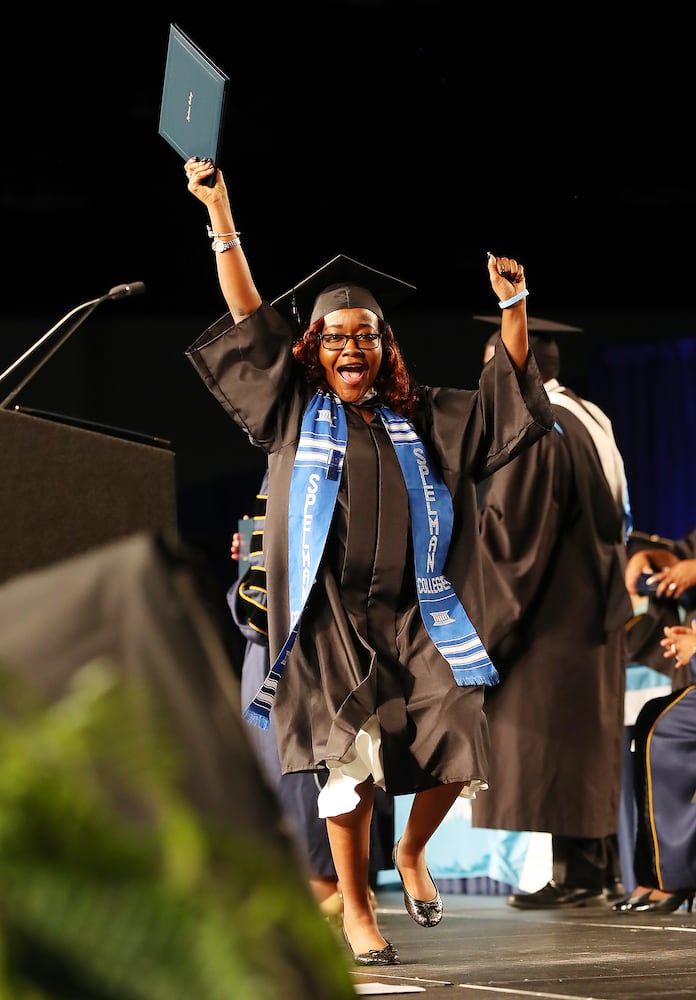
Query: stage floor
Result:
<box><xmin>345</xmin><ymin>890</ymin><xmax>695</xmax><ymax>998</ymax></box>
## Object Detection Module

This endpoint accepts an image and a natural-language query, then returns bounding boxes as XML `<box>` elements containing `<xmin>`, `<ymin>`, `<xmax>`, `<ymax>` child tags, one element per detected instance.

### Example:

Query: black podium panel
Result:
<box><xmin>0</xmin><ymin>409</ymin><xmax>177</xmax><ymax>583</ymax></box>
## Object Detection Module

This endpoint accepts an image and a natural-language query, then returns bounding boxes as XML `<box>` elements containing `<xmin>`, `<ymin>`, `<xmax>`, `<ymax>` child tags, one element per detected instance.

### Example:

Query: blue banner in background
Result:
<box><xmin>378</xmin><ymin>795</ymin><xmax>551</xmax><ymax>893</ymax></box>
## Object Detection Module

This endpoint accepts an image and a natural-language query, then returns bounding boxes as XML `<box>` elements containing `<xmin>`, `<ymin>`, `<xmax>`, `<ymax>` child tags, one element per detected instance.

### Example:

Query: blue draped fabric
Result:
<box><xmin>589</xmin><ymin>336</ymin><xmax>696</xmax><ymax>539</ymax></box>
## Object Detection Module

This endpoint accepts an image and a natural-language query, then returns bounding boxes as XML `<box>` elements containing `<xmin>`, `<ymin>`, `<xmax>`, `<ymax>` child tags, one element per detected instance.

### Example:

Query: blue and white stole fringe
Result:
<box><xmin>243</xmin><ymin>391</ymin><xmax>498</xmax><ymax>729</ymax></box>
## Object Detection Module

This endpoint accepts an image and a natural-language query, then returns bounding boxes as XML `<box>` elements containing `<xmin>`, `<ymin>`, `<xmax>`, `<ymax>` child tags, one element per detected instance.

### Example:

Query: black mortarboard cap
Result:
<box><xmin>472</xmin><ymin>314</ymin><xmax>584</xmax><ymax>340</ymax></box>
<box><xmin>473</xmin><ymin>314</ymin><xmax>583</xmax><ymax>378</ymax></box>
<box><xmin>271</xmin><ymin>254</ymin><xmax>417</xmax><ymax>330</ymax></box>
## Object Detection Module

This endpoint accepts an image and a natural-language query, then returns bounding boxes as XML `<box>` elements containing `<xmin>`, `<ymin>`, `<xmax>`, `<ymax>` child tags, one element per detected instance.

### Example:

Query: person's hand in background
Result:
<box><xmin>230</xmin><ymin>515</ymin><xmax>250</xmax><ymax>562</ymax></box>
<box><xmin>661</xmin><ymin>619</ymin><xmax>696</xmax><ymax>668</ymax></box>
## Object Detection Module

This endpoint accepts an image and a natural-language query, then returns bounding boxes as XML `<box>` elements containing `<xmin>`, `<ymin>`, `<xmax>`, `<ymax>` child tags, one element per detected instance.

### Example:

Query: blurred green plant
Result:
<box><xmin>0</xmin><ymin>660</ymin><xmax>355</xmax><ymax>1000</ymax></box>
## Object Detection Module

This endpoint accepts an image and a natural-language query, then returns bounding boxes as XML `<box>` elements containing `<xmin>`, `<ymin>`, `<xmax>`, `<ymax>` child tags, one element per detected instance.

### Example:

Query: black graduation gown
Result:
<box><xmin>472</xmin><ymin>397</ymin><xmax>633</xmax><ymax>838</ymax></box>
<box><xmin>187</xmin><ymin>302</ymin><xmax>553</xmax><ymax>796</ymax></box>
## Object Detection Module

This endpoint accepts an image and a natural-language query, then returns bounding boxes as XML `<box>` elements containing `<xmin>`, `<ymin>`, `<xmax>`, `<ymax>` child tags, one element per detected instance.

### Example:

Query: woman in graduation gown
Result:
<box><xmin>182</xmin><ymin>156</ymin><xmax>553</xmax><ymax>964</ymax></box>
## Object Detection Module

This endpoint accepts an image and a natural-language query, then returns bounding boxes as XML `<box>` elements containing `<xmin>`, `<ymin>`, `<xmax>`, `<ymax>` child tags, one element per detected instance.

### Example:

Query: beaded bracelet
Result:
<box><xmin>498</xmin><ymin>288</ymin><xmax>529</xmax><ymax>310</ymax></box>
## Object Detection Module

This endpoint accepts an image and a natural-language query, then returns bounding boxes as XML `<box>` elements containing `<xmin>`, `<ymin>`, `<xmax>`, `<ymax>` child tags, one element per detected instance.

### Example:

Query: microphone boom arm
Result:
<box><xmin>0</xmin><ymin>299</ymin><xmax>101</xmax><ymax>410</ymax></box>
<box><xmin>0</xmin><ymin>283</ymin><xmax>145</xmax><ymax>410</ymax></box>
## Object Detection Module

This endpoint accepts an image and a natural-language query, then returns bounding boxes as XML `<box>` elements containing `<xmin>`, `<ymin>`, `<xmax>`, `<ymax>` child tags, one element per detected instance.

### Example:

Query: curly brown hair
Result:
<box><xmin>291</xmin><ymin>318</ymin><xmax>420</xmax><ymax>417</ymax></box>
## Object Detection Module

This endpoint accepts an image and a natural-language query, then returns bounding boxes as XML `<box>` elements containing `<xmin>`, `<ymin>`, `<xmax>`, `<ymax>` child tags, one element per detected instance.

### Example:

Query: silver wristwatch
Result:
<box><xmin>211</xmin><ymin>237</ymin><xmax>241</xmax><ymax>253</ymax></box>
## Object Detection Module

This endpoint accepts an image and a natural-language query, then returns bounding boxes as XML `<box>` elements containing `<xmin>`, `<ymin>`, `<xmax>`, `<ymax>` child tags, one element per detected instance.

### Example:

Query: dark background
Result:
<box><xmin>2</xmin><ymin>4</ymin><xmax>695</xmax><ymax>589</ymax></box>
<box><xmin>5</xmin><ymin>6</ymin><xmax>695</xmax><ymax>315</ymax></box>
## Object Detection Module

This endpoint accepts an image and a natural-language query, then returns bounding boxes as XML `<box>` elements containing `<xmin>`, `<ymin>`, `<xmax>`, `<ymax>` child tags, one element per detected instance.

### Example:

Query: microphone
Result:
<box><xmin>104</xmin><ymin>281</ymin><xmax>147</xmax><ymax>301</ymax></box>
<box><xmin>0</xmin><ymin>281</ymin><xmax>147</xmax><ymax>409</ymax></box>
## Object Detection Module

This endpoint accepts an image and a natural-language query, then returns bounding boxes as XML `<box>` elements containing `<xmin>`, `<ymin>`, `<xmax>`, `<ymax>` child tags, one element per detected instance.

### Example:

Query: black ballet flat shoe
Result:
<box><xmin>392</xmin><ymin>839</ymin><xmax>443</xmax><ymax>928</ymax></box>
<box><xmin>342</xmin><ymin>927</ymin><xmax>400</xmax><ymax>966</ymax></box>
<box><xmin>611</xmin><ymin>891</ymin><xmax>652</xmax><ymax>912</ymax></box>
<box><xmin>633</xmin><ymin>889</ymin><xmax>696</xmax><ymax>913</ymax></box>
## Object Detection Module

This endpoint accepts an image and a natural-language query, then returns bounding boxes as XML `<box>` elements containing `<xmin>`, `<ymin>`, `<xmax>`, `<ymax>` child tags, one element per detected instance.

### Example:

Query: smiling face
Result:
<box><xmin>318</xmin><ymin>308</ymin><xmax>383</xmax><ymax>402</ymax></box>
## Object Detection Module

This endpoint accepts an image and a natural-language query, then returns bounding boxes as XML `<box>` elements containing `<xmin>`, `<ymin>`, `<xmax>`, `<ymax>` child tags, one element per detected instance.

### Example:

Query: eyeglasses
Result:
<box><xmin>318</xmin><ymin>332</ymin><xmax>382</xmax><ymax>351</ymax></box>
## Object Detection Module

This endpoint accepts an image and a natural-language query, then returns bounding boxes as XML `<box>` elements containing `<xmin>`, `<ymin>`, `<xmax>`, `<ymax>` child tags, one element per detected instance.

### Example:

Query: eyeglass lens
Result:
<box><xmin>321</xmin><ymin>333</ymin><xmax>381</xmax><ymax>350</ymax></box>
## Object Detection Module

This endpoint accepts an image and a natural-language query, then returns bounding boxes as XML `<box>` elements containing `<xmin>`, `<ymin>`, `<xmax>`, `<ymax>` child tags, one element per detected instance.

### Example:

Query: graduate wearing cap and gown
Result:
<box><xmin>472</xmin><ymin>317</ymin><xmax>634</xmax><ymax>908</ymax></box>
<box><xmin>182</xmin><ymin>157</ymin><xmax>553</xmax><ymax>964</ymax></box>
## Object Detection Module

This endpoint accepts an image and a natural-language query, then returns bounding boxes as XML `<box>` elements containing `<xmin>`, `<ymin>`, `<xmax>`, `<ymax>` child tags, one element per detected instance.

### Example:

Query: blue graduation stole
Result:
<box><xmin>243</xmin><ymin>391</ymin><xmax>498</xmax><ymax>730</ymax></box>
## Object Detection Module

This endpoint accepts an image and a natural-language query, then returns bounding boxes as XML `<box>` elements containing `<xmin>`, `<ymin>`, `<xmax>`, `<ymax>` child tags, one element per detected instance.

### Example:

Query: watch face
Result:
<box><xmin>212</xmin><ymin>240</ymin><xmax>224</xmax><ymax>252</ymax></box>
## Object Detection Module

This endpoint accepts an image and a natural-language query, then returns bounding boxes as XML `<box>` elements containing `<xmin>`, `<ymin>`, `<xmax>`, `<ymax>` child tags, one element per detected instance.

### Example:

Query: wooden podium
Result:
<box><xmin>0</xmin><ymin>408</ymin><xmax>178</xmax><ymax>584</ymax></box>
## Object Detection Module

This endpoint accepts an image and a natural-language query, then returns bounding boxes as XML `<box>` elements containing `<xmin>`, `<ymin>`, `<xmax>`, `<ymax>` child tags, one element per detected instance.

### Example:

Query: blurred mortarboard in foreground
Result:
<box><xmin>473</xmin><ymin>314</ymin><xmax>584</xmax><ymax>378</ymax></box>
<box><xmin>271</xmin><ymin>254</ymin><xmax>417</xmax><ymax>330</ymax></box>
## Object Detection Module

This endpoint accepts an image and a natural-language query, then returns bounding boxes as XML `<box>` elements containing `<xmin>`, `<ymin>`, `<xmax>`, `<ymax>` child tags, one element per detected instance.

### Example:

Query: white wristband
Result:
<box><xmin>498</xmin><ymin>288</ymin><xmax>529</xmax><ymax>310</ymax></box>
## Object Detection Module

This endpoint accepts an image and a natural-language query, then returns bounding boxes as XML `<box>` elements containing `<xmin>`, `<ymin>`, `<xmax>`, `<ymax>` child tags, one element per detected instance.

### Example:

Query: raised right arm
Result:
<box><xmin>185</xmin><ymin>157</ymin><xmax>262</xmax><ymax>323</ymax></box>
